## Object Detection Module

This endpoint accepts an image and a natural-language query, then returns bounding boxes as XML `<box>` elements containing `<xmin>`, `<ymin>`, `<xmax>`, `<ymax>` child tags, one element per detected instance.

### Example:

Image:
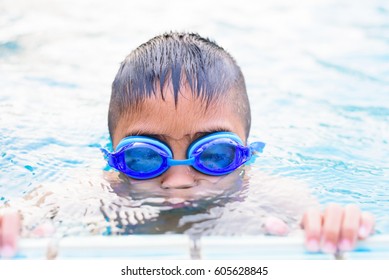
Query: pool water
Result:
<box><xmin>1</xmin><ymin>0</ymin><xmax>389</xmax><ymax>237</ymax></box>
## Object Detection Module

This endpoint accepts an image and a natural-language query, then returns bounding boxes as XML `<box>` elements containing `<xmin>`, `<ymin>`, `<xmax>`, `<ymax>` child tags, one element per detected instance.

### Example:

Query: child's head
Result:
<box><xmin>106</xmin><ymin>32</ymin><xmax>254</xmax><ymax>198</ymax></box>
<box><xmin>109</xmin><ymin>32</ymin><xmax>250</xmax><ymax>145</ymax></box>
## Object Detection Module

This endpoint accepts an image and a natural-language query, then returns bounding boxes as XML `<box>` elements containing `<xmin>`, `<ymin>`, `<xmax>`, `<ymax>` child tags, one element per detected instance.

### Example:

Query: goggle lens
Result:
<box><xmin>125</xmin><ymin>146</ymin><xmax>163</xmax><ymax>173</ymax></box>
<box><xmin>198</xmin><ymin>142</ymin><xmax>236</xmax><ymax>171</ymax></box>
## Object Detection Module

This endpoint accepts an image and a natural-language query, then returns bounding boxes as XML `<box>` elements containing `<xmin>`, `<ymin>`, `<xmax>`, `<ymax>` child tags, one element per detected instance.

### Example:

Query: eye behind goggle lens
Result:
<box><xmin>124</xmin><ymin>147</ymin><xmax>164</xmax><ymax>173</ymax></box>
<box><xmin>197</xmin><ymin>142</ymin><xmax>237</xmax><ymax>173</ymax></box>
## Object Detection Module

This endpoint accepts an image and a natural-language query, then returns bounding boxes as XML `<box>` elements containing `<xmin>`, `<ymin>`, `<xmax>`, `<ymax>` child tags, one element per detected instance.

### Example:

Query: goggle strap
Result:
<box><xmin>100</xmin><ymin>148</ymin><xmax>116</xmax><ymax>167</ymax></box>
<box><xmin>249</xmin><ymin>142</ymin><xmax>266</xmax><ymax>154</ymax></box>
<box><xmin>243</xmin><ymin>142</ymin><xmax>266</xmax><ymax>165</ymax></box>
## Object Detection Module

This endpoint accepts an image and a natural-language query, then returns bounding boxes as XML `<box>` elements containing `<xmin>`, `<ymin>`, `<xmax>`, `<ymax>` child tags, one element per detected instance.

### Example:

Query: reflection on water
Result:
<box><xmin>6</xmin><ymin>168</ymin><xmax>315</xmax><ymax>237</ymax></box>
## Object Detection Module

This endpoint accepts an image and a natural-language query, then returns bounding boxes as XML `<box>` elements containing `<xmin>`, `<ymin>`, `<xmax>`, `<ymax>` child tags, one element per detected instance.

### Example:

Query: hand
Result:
<box><xmin>0</xmin><ymin>209</ymin><xmax>21</xmax><ymax>258</ymax></box>
<box><xmin>302</xmin><ymin>203</ymin><xmax>375</xmax><ymax>253</ymax></box>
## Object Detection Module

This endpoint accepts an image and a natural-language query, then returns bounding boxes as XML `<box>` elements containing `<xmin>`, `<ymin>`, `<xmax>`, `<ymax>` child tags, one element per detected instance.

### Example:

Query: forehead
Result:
<box><xmin>113</xmin><ymin>87</ymin><xmax>245</xmax><ymax>147</ymax></box>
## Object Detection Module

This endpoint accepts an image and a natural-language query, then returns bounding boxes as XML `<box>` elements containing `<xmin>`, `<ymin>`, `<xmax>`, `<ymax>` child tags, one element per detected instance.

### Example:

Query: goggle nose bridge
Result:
<box><xmin>167</xmin><ymin>158</ymin><xmax>196</xmax><ymax>166</ymax></box>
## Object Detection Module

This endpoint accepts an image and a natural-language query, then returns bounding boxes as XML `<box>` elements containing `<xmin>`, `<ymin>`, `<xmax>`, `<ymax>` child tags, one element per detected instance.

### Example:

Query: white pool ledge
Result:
<box><xmin>10</xmin><ymin>234</ymin><xmax>389</xmax><ymax>260</ymax></box>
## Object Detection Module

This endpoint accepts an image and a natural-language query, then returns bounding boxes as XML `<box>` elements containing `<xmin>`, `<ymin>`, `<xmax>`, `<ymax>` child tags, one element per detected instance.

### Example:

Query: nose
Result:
<box><xmin>160</xmin><ymin>165</ymin><xmax>196</xmax><ymax>189</ymax></box>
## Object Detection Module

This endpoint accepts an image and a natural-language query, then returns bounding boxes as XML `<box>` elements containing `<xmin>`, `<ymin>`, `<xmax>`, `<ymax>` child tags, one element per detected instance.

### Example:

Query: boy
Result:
<box><xmin>0</xmin><ymin>32</ymin><xmax>374</xmax><ymax>257</ymax></box>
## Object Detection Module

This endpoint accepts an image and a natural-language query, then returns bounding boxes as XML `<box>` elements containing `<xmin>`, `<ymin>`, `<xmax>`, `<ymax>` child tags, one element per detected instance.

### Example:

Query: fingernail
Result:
<box><xmin>359</xmin><ymin>226</ymin><xmax>368</xmax><ymax>238</ymax></box>
<box><xmin>306</xmin><ymin>239</ymin><xmax>319</xmax><ymax>252</ymax></box>
<box><xmin>1</xmin><ymin>245</ymin><xmax>16</xmax><ymax>259</ymax></box>
<box><xmin>339</xmin><ymin>239</ymin><xmax>352</xmax><ymax>251</ymax></box>
<box><xmin>322</xmin><ymin>242</ymin><xmax>336</xmax><ymax>254</ymax></box>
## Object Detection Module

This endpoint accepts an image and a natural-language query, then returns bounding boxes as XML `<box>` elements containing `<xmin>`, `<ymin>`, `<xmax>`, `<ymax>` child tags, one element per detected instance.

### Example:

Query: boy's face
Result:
<box><xmin>111</xmin><ymin>83</ymin><xmax>247</xmax><ymax>202</ymax></box>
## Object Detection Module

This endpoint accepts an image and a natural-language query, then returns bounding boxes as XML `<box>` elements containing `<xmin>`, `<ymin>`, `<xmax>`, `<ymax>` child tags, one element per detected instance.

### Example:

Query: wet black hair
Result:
<box><xmin>108</xmin><ymin>32</ymin><xmax>251</xmax><ymax>140</ymax></box>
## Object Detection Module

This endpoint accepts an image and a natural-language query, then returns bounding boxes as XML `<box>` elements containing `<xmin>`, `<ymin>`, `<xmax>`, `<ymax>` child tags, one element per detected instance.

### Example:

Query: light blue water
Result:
<box><xmin>0</xmin><ymin>0</ymin><xmax>388</xmax><ymax>235</ymax></box>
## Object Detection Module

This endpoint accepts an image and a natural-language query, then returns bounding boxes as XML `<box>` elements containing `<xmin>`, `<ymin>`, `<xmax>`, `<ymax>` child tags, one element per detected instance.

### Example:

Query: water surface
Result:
<box><xmin>1</xmin><ymin>0</ymin><xmax>388</xmax><ymax>235</ymax></box>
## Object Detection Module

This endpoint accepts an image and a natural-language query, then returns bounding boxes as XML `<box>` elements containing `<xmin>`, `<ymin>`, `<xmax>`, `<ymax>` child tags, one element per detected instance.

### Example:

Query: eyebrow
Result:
<box><xmin>124</xmin><ymin>127</ymin><xmax>231</xmax><ymax>142</ymax></box>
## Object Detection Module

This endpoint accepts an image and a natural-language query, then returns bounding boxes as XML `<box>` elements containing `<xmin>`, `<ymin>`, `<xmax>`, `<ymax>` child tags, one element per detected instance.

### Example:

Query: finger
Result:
<box><xmin>301</xmin><ymin>207</ymin><xmax>322</xmax><ymax>252</ymax></box>
<box><xmin>1</xmin><ymin>210</ymin><xmax>20</xmax><ymax>258</ymax></box>
<box><xmin>321</xmin><ymin>203</ymin><xmax>343</xmax><ymax>254</ymax></box>
<box><xmin>339</xmin><ymin>205</ymin><xmax>360</xmax><ymax>251</ymax></box>
<box><xmin>264</xmin><ymin>216</ymin><xmax>289</xmax><ymax>236</ymax></box>
<box><xmin>32</xmin><ymin>222</ymin><xmax>55</xmax><ymax>237</ymax></box>
<box><xmin>0</xmin><ymin>214</ymin><xmax>3</xmax><ymax>249</ymax></box>
<box><xmin>358</xmin><ymin>212</ymin><xmax>375</xmax><ymax>239</ymax></box>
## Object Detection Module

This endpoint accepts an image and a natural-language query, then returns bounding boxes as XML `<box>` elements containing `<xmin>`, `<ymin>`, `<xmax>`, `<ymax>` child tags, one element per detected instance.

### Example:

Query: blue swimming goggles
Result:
<box><xmin>101</xmin><ymin>132</ymin><xmax>265</xmax><ymax>180</ymax></box>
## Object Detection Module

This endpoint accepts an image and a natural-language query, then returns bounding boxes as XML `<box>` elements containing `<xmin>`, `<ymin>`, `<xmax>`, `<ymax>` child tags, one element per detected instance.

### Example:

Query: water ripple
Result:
<box><xmin>0</xmin><ymin>0</ymin><xmax>388</xmax><ymax>235</ymax></box>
